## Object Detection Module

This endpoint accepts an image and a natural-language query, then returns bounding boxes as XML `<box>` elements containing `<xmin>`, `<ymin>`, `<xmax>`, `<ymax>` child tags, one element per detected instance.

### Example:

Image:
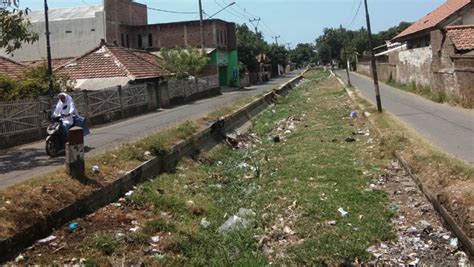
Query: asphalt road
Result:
<box><xmin>0</xmin><ymin>71</ymin><xmax>302</xmax><ymax>189</ymax></box>
<box><xmin>335</xmin><ymin>70</ymin><xmax>474</xmax><ymax>164</ymax></box>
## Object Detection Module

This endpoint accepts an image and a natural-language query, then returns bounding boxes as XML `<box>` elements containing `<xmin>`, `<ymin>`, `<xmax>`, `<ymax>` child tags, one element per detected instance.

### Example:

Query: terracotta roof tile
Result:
<box><xmin>22</xmin><ymin>57</ymin><xmax>75</xmax><ymax>69</ymax></box>
<box><xmin>55</xmin><ymin>44</ymin><xmax>169</xmax><ymax>80</ymax></box>
<box><xmin>447</xmin><ymin>25</ymin><xmax>474</xmax><ymax>51</ymax></box>
<box><xmin>393</xmin><ymin>0</ymin><xmax>471</xmax><ymax>41</ymax></box>
<box><xmin>0</xmin><ymin>56</ymin><xmax>26</xmax><ymax>79</ymax></box>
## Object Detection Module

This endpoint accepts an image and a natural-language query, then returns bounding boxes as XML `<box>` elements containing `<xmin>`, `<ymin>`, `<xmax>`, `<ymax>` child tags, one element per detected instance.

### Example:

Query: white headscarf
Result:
<box><xmin>53</xmin><ymin>93</ymin><xmax>78</xmax><ymax>125</ymax></box>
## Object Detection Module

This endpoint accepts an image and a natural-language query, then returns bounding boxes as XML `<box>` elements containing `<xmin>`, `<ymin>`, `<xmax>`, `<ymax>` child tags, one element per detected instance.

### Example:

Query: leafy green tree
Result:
<box><xmin>159</xmin><ymin>47</ymin><xmax>209</xmax><ymax>91</ymax></box>
<box><xmin>0</xmin><ymin>5</ymin><xmax>38</xmax><ymax>54</ymax></box>
<box><xmin>237</xmin><ymin>24</ymin><xmax>269</xmax><ymax>73</ymax></box>
<box><xmin>159</xmin><ymin>47</ymin><xmax>209</xmax><ymax>80</ymax></box>
<box><xmin>0</xmin><ymin>63</ymin><xmax>74</xmax><ymax>101</ymax></box>
<box><xmin>290</xmin><ymin>43</ymin><xmax>316</xmax><ymax>68</ymax></box>
<box><xmin>267</xmin><ymin>44</ymin><xmax>289</xmax><ymax>75</ymax></box>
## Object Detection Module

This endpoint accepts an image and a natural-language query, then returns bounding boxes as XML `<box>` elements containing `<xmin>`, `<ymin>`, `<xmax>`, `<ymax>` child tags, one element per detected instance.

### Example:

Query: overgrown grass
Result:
<box><xmin>386</xmin><ymin>80</ymin><xmax>448</xmax><ymax>104</ymax></box>
<box><xmin>72</xmin><ymin>70</ymin><xmax>394</xmax><ymax>265</ymax></box>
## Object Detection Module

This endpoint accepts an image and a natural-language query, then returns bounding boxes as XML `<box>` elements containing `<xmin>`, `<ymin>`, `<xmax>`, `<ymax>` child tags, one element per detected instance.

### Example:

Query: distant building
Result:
<box><xmin>125</xmin><ymin>19</ymin><xmax>239</xmax><ymax>87</ymax></box>
<box><xmin>1</xmin><ymin>0</ymin><xmax>239</xmax><ymax>87</ymax></box>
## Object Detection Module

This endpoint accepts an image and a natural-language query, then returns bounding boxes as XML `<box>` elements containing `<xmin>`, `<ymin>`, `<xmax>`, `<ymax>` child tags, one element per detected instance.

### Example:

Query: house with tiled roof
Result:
<box><xmin>55</xmin><ymin>41</ymin><xmax>169</xmax><ymax>90</ymax></box>
<box><xmin>0</xmin><ymin>56</ymin><xmax>27</xmax><ymax>80</ymax></box>
<box><xmin>392</xmin><ymin>0</ymin><xmax>473</xmax><ymax>48</ymax></box>
<box><xmin>358</xmin><ymin>0</ymin><xmax>474</xmax><ymax>106</ymax></box>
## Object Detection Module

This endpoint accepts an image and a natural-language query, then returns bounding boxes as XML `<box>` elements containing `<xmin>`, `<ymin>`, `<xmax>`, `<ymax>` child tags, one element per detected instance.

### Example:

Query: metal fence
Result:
<box><xmin>0</xmin><ymin>83</ymin><xmax>149</xmax><ymax>136</ymax></box>
<box><xmin>0</xmin><ymin>75</ymin><xmax>220</xmax><ymax>137</ymax></box>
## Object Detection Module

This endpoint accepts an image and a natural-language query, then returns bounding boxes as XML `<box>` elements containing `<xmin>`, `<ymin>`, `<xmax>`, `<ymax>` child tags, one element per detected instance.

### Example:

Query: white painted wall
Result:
<box><xmin>0</xmin><ymin>12</ymin><xmax>106</xmax><ymax>61</ymax></box>
<box><xmin>397</xmin><ymin>46</ymin><xmax>433</xmax><ymax>86</ymax></box>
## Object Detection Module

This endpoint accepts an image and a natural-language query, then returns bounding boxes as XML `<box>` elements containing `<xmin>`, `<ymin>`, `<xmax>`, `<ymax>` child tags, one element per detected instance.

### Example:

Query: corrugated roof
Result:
<box><xmin>0</xmin><ymin>56</ymin><xmax>26</xmax><ymax>79</ymax></box>
<box><xmin>393</xmin><ymin>0</ymin><xmax>471</xmax><ymax>41</ymax></box>
<box><xmin>447</xmin><ymin>25</ymin><xmax>474</xmax><ymax>51</ymax></box>
<box><xmin>55</xmin><ymin>44</ymin><xmax>170</xmax><ymax>80</ymax></box>
<box><xmin>27</xmin><ymin>5</ymin><xmax>103</xmax><ymax>23</ymax></box>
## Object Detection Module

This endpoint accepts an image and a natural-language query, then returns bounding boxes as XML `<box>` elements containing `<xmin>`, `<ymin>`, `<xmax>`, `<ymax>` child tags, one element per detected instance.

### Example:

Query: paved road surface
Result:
<box><xmin>0</xmin><ymin>72</ymin><xmax>301</xmax><ymax>189</ymax></box>
<box><xmin>335</xmin><ymin>70</ymin><xmax>474</xmax><ymax>164</ymax></box>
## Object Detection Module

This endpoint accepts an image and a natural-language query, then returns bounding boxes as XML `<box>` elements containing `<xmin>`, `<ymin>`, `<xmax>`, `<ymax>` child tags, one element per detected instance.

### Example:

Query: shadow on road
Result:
<box><xmin>0</xmin><ymin>146</ymin><xmax>95</xmax><ymax>175</ymax></box>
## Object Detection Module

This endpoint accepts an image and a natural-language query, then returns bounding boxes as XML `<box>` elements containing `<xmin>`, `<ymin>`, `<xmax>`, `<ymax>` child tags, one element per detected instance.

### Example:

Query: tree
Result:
<box><xmin>236</xmin><ymin>24</ymin><xmax>269</xmax><ymax>73</ymax></box>
<box><xmin>159</xmin><ymin>47</ymin><xmax>208</xmax><ymax>79</ymax></box>
<box><xmin>290</xmin><ymin>43</ymin><xmax>316</xmax><ymax>68</ymax></box>
<box><xmin>267</xmin><ymin>44</ymin><xmax>289</xmax><ymax>75</ymax></box>
<box><xmin>0</xmin><ymin>63</ymin><xmax>75</xmax><ymax>101</ymax></box>
<box><xmin>159</xmin><ymin>47</ymin><xmax>209</xmax><ymax>91</ymax></box>
<box><xmin>0</xmin><ymin>4</ymin><xmax>38</xmax><ymax>54</ymax></box>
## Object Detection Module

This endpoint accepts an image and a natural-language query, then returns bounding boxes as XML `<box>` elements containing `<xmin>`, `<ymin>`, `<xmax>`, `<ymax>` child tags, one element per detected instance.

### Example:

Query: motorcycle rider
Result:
<box><xmin>52</xmin><ymin>92</ymin><xmax>89</xmax><ymax>138</ymax></box>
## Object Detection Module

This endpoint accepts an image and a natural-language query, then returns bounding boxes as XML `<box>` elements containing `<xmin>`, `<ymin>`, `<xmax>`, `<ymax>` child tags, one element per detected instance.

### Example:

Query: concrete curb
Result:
<box><xmin>0</xmin><ymin>71</ymin><xmax>308</xmax><ymax>263</ymax></box>
<box><xmin>331</xmin><ymin>70</ymin><xmax>474</xmax><ymax>258</ymax></box>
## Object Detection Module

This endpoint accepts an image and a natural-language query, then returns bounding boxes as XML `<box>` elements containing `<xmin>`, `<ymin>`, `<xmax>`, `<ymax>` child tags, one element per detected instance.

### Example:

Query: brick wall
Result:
<box><xmin>124</xmin><ymin>20</ymin><xmax>236</xmax><ymax>51</ymax></box>
<box><xmin>105</xmin><ymin>0</ymin><xmax>148</xmax><ymax>45</ymax></box>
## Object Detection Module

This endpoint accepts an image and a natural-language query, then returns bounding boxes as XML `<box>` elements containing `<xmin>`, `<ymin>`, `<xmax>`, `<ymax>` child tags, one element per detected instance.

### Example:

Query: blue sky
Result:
<box><xmin>20</xmin><ymin>0</ymin><xmax>445</xmax><ymax>47</ymax></box>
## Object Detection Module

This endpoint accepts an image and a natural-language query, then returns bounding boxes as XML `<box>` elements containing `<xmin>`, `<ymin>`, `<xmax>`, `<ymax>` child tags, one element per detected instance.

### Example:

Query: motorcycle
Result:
<box><xmin>45</xmin><ymin>112</ymin><xmax>68</xmax><ymax>157</ymax></box>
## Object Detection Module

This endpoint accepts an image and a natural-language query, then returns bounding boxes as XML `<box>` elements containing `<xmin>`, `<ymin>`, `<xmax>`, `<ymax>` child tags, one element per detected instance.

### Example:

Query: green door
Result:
<box><xmin>219</xmin><ymin>66</ymin><xmax>227</xmax><ymax>86</ymax></box>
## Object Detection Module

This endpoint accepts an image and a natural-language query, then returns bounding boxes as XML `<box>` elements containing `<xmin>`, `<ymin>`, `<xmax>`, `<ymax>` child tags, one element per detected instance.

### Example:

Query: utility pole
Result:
<box><xmin>272</xmin><ymin>35</ymin><xmax>280</xmax><ymax>45</ymax></box>
<box><xmin>249</xmin><ymin>17</ymin><xmax>261</xmax><ymax>34</ymax></box>
<box><xmin>364</xmin><ymin>0</ymin><xmax>382</xmax><ymax>113</ymax></box>
<box><xmin>44</xmin><ymin>0</ymin><xmax>54</xmax><ymax>99</ymax></box>
<box><xmin>198</xmin><ymin>0</ymin><xmax>204</xmax><ymax>52</ymax></box>
<box><xmin>286</xmin><ymin>43</ymin><xmax>291</xmax><ymax>51</ymax></box>
<box><xmin>340</xmin><ymin>25</ymin><xmax>351</xmax><ymax>87</ymax></box>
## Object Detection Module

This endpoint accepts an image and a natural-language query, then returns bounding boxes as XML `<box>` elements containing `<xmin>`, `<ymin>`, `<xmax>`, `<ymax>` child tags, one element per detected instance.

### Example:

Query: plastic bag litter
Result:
<box><xmin>338</xmin><ymin>207</ymin><xmax>348</xmax><ymax>217</ymax></box>
<box><xmin>218</xmin><ymin>208</ymin><xmax>256</xmax><ymax>234</ymax></box>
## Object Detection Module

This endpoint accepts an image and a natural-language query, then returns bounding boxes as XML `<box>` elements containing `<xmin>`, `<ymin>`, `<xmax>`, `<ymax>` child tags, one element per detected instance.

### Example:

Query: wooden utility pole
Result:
<box><xmin>249</xmin><ymin>17</ymin><xmax>261</xmax><ymax>34</ymax></box>
<box><xmin>364</xmin><ymin>0</ymin><xmax>382</xmax><ymax>112</ymax></box>
<box><xmin>198</xmin><ymin>0</ymin><xmax>204</xmax><ymax>51</ymax></box>
<box><xmin>272</xmin><ymin>35</ymin><xmax>280</xmax><ymax>45</ymax></box>
<box><xmin>44</xmin><ymin>0</ymin><xmax>54</xmax><ymax>99</ymax></box>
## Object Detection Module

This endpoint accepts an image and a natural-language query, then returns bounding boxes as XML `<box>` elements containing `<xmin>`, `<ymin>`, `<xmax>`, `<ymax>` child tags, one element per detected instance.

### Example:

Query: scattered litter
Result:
<box><xmin>115</xmin><ymin>232</ymin><xmax>125</xmax><ymax>239</ymax></box>
<box><xmin>350</xmin><ymin>111</ymin><xmax>358</xmax><ymax>118</ymax></box>
<box><xmin>125</xmin><ymin>190</ymin><xmax>134</xmax><ymax>197</ymax></box>
<box><xmin>217</xmin><ymin>161</ymin><xmax>223</xmax><ymax>165</ymax></box>
<box><xmin>345</xmin><ymin>137</ymin><xmax>356</xmax><ymax>142</ymax></box>
<box><xmin>150</xmin><ymin>236</ymin><xmax>161</xmax><ymax>243</ymax></box>
<box><xmin>131</xmin><ymin>220</ymin><xmax>139</xmax><ymax>225</ymax></box>
<box><xmin>273</xmin><ymin>136</ymin><xmax>281</xmax><ymax>143</ymax></box>
<box><xmin>92</xmin><ymin>165</ymin><xmax>100</xmax><ymax>173</ymax></box>
<box><xmin>283</xmin><ymin>226</ymin><xmax>295</xmax><ymax>235</ymax></box>
<box><xmin>144</xmin><ymin>151</ymin><xmax>151</xmax><ymax>157</ymax></box>
<box><xmin>129</xmin><ymin>226</ymin><xmax>140</xmax><ymax>232</ymax></box>
<box><xmin>218</xmin><ymin>208</ymin><xmax>256</xmax><ymax>234</ymax></box>
<box><xmin>201</xmin><ymin>217</ymin><xmax>210</xmax><ymax>228</ymax></box>
<box><xmin>37</xmin><ymin>235</ymin><xmax>56</xmax><ymax>244</ymax></box>
<box><xmin>338</xmin><ymin>208</ymin><xmax>348</xmax><ymax>217</ymax></box>
<box><xmin>112</xmin><ymin>202</ymin><xmax>122</xmax><ymax>207</ymax></box>
<box><xmin>449</xmin><ymin>237</ymin><xmax>458</xmax><ymax>249</ymax></box>
<box><xmin>68</xmin><ymin>222</ymin><xmax>78</xmax><ymax>231</ymax></box>
<box><xmin>15</xmin><ymin>254</ymin><xmax>25</xmax><ymax>263</ymax></box>
<box><xmin>326</xmin><ymin>220</ymin><xmax>337</xmax><ymax>225</ymax></box>
<box><xmin>186</xmin><ymin>200</ymin><xmax>195</xmax><ymax>207</ymax></box>
<box><xmin>408</xmin><ymin>258</ymin><xmax>420</xmax><ymax>267</ymax></box>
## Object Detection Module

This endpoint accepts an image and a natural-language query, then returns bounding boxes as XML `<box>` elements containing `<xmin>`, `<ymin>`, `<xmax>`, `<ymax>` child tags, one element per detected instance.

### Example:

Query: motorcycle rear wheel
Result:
<box><xmin>46</xmin><ymin>138</ymin><xmax>60</xmax><ymax>157</ymax></box>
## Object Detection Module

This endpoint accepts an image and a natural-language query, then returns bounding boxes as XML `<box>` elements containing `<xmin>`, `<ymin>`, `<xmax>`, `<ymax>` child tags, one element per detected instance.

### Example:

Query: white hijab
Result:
<box><xmin>53</xmin><ymin>93</ymin><xmax>78</xmax><ymax>125</ymax></box>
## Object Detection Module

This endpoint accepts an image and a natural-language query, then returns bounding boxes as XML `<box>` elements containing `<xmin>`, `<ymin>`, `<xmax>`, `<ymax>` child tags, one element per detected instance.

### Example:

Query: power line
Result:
<box><xmin>214</xmin><ymin>0</ymin><xmax>247</xmax><ymax>20</ymax></box>
<box><xmin>146</xmin><ymin>6</ymin><xmax>198</xmax><ymax>15</ymax></box>
<box><xmin>117</xmin><ymin>0</ymin><xmax>197</xmax><ymax>15</ymax></box>
<box><xmin>346</xmin><ymin>0</ymin><xmax>363</xmax><ymax>29</ymax></box>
